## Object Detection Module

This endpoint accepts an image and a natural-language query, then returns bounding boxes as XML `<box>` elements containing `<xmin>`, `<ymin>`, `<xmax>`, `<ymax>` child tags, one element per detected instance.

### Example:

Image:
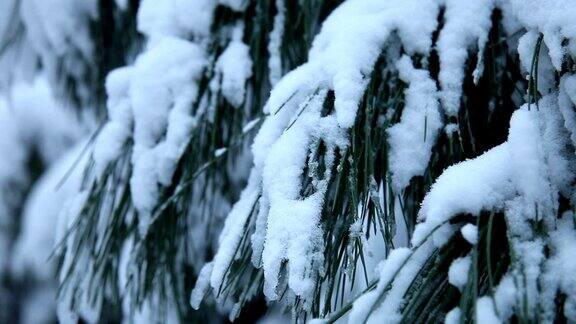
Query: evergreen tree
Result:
<box><xmin>1</xmin><ymin>0</ymin><xmax>576</xmax><ymax>323</ymax></box>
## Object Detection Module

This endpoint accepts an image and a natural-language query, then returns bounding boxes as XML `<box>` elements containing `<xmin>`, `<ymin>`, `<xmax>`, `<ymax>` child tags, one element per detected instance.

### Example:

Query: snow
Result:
<box><xmin>445</xmin><ymin>307</ymin><xmax>461</xmax><ymax>324</ymax></box>
<box><xmin>353</xmin><ymin>241</ymin><xmax>436</xmax><ymax>323</ymax></box>
<box><xmin>91</xmin><ymin>0</ymin><xmax>223</xmax><ymax>234</ymax></box>
<box><xmin>349</xmin><ymin>248</ymin><xmax>412</xmax><ymax>323</ymax></box>
<box><xmin>476</xmin><ymin>296</ymin><xmax>500</xmax><ymax>324</ymax></box>
<box><xmin>56</xmin><ymin>185</ymin><xmax>104</xmax><ymax>323</ymax></box>
<box><xmin>510</xmin><ymin>0</ymin><xmax>576</xmax><ymax>70</ymax></box>
<box><xmin>437</xmin><ymin>0</ymin><xmax>495</xmax><ymax>116</ymax></box>
<box><xmin>539</xmin><ymin>97</ymin><xmax>574</xmax><ymax>198</ymax></box>
<box><xmin>0</xmin><ymin>1</ymin><xmax>36</xmax><ymax>90</ymax></box>
<box><xmin>193</xmin><ymin>1</ymin><xmax>576</xmax><ymax>318</ymax></box>
<box><xmin>203</xmin><ymin>0</ymin><xmax>442</xmax><ymax>307</ymax></box>
<box><xmin>215</xmin><ymin>24</ymin><xmax>253</xmax><ymax>108</ymax></box>
<box><xmin>137</xmin><ymin>0</ymin><xmax>216</xmax><ymax>41</ymax></box>
<box><xmin>19</xmin><ymin>287</ymin><xmax>57</xmax><ymax>324</ymax></box>
<box><xmin>0</xmin><ymin>99</ymin><xmax>26</xmax><ymax>196</ymax></box>
<box><xmin>448</xmin><ymin>255</ymin><xmax>471</xmax><ymax>291</ymax></box>
<box><xmin>115</xmin><ymin>0</ymin><xmax>128</xmax><ymax>10</ymax></box>
<box><xmin>305</xmin><ymin>0</ymin><xmax>439</xmax><ymax>128</ymax></box>
<box><xmin>260</xmin><ymin>91</ymin><xmax>330</xmax><ymax>301</ymax></box>
<box><xmin>9</xmin><ymin>78</ymin><xmax>83</xmax><ymax>163</ymax></box>
<box><xmin>214</xmin><ymin>148</ymin><xmax>228</xmax><ymax>157</ymax></box>
<box><xmin>413</xmin><ymin>95</ymin><xmax>572</xmax><ymax>246</ymax></box>
<box><xmin>493</xmin><ymin>274</ymin><xmax>516</xmax><ymax>322</ymax></box>
<box><xmin>517</xmin><ymin>30</ymin><xmax>556</xmax><ymax>94</ymax></box>
<box><xmin>242</xmin><ymin>118</ymin><xmax>261</xmax><ymax>133</ymax></box>
<box><xmin>387</xmin><ymin>55</ymin><xmax>442</xmax><ymax>191</ymax></box>
<box><xmin>10</xmin><ymin>140</ymin><xmax>88</xmax><ymax>324</ymax></box>
<box><xmin>11</xmin><ymin>143</ymin><xmax>86</xmax><ymax>281</ymax></box>
<box><xmin>540</xmin><ymin>214</ymin><xmax>576</xmax><ymax>322</ymax></box>
<box><xmin>0</xmin><ymin>74</ymin><xmax>86</xmax><ymax>322</ymax></box>
<box><xmin>413</xmin><ymin>143</ymin><xmax>514</xmax><ymax>246</ymax></box>
<box><xmin>190</xmin><ymin>262</ymin><xmax>214</xmax><ymax>309</ymax></box>
<box><xmin>93</xmin><ymin>67</ymin><xmax>134</xmax><ymax>177</ymax></box>
<box><xmin>404</xmin><ymin>92</ymin><xmax>573</xmax><ymax>321</ymax></box>
<box><xmin>460</xmin><ymin>224</ymin><xmax>478</xmax><ymax>244</ymax></box>
<box><xmin>94</xmin><ymin>36</ymin><xmax>207</xmax><ymax>232</ymax></box>
<box><xmin>559</xmin><ymin>75</ymin><xmax>576</xmax><ymax>149</ymax></box>
<box><xmin>209</xmin><ymin>171</ymin><xmax>260</xmax><ymax>292</ymax></box>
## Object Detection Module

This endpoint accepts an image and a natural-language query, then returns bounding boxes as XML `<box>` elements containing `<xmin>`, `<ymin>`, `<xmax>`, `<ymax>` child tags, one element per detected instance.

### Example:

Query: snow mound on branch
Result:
<box><xmin>93</xmin><ymin>37</ymin><xmax>207</xmax><ymax>234</ymax></box>
<box><xmin>476</xmin><ymin>296</ymin><xmax>500</xmax><ymax>323</ymax></box>
<box><xmin>511</xmin><ymin>0</ymin><xmax>576</xmax><ymax>70</ymax></box>
<box><xmin>445</xmin><ymin>307</ymin><xmax>461</xmax><ymax>324</ymax></box>
<box><xmin>413</xmin><ymin>142</ymin><xmax>514</xmax><ymax>245</ymax></box>
<box><xmin>448</xmin><ymin>255</ymin><xmax>471</xmax><ymax>291</ymax></box>
<box><xmin>415</xmin><ymin>98</ymin><xmax>572</xmax><ymax>245</ymax></box>
<box><xmin>137</xmin><ymin>0</ymin><xmax>216</xmax><ymax>41</ymax></box>
<box><xmin>438</xmin><ymin>0</ymin><xmax>495</xmax><ymax>116</ymax></box>
<box><xmin>214</xmin><ymin>25</ymin><xmax>253</xmax><ymax>108</ymax></box>
<box><xmin>94</xmin><ymin>0</ymin><xmax>220</xmax><ymax>234</ymax></box>
<box><xmin>94</xmin><ymin>0</ymin><xmax>255</xmax><ymax>237</ymax></box>
<box><xmin>387</xmin><ymin>55</ymin><xmax>442</xmax><ymax>191</ymax></box>
<box><xmin>460</xmin><ymin>223</ymin><xmax>478</xmax><ymax>244</ymax></box>
<box><xmin>264</xmin><ymin>0</ymin><xmax>440</xmax><ymax>125</ymax></box>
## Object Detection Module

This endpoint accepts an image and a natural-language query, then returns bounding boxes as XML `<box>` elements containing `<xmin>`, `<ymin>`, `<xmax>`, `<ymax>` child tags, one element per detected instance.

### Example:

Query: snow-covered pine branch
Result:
<box><xmin>1</xmin><ymin>0</ymin><xmax>576</xmax><ymax>322</ymax></box>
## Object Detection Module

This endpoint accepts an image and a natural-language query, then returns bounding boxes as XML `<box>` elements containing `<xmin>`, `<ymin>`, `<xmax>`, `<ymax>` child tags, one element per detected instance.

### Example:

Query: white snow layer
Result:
<box><xmin>215</xmin><ymin>25</ymin><xmax>253</xmax><ymax>108</ymax></box>
<box><xmin>437</xmin><ymin>0</ymin><xmax>495</xmax><ymax>116</ymax></box>
<box><xmin>511</xmin><ymin>0</ymin><xmax>576</xmax><ymax>71</ymax></box>
<box><xmin>413</xmin><ymin>95</ymin><xmax>572</xmax><ymax>247</ymax></box>
<box><xmin>448</xmin><ymin>255</ymin><xmax>471</xmax><ymax>291</ymax></box>
<box><xmin>460</xmin><ymin>223</ymin><xmax>478</xmax><ymax>245</ymax></box>
<box><xmin>95</xmin><ymin>36</ymin><xmax>208</xmax><ymax>234</ymax></box>
<box><xmin>387</xmin><ymin>55</ymin><xmax>442</xmax><ymax>191</ymax></box>
<box><xmin>128</xmin><ymin>36</ymin><xmax>206</xmax><ymax>229</ymax></box>
<box><xmin>137</xmin><ymin>0</ymin><xmax>216</xmax><ymax>41</ymax></box>
<box><xmin>476</xmin><ymin>296</ymin><xmax>500</xmax><ymax>323</ymax></box>
<box><xmin>540</xmin><ymin>214</ymin><xmax>576</xmax><ymax>322</ymax></box>
<box><xmin>445</xmin><ymin>307</ymin><xmax>461</xmax><ymax>324</ymax></box>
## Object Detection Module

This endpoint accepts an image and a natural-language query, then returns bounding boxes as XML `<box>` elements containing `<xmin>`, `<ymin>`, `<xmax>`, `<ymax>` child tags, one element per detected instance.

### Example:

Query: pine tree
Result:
<box><xmin>1</xmin><ymin>0</ymin><xmax>576</xmax><ymax>323</ymax></box>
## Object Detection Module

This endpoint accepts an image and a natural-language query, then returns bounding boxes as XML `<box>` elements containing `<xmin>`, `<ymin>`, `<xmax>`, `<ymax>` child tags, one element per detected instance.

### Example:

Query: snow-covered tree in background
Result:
<box><xmin>1</xmin><ymin>0</ymin><xmax>576</xmax><ymax>323</ymax></box>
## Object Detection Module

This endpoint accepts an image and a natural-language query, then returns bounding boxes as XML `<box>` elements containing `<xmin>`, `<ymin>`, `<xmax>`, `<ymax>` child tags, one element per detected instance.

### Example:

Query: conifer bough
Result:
<box><xmin>1</xmin><ymin>0</ymin><xmax>576</xmax><ymax>323</ymax></box>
